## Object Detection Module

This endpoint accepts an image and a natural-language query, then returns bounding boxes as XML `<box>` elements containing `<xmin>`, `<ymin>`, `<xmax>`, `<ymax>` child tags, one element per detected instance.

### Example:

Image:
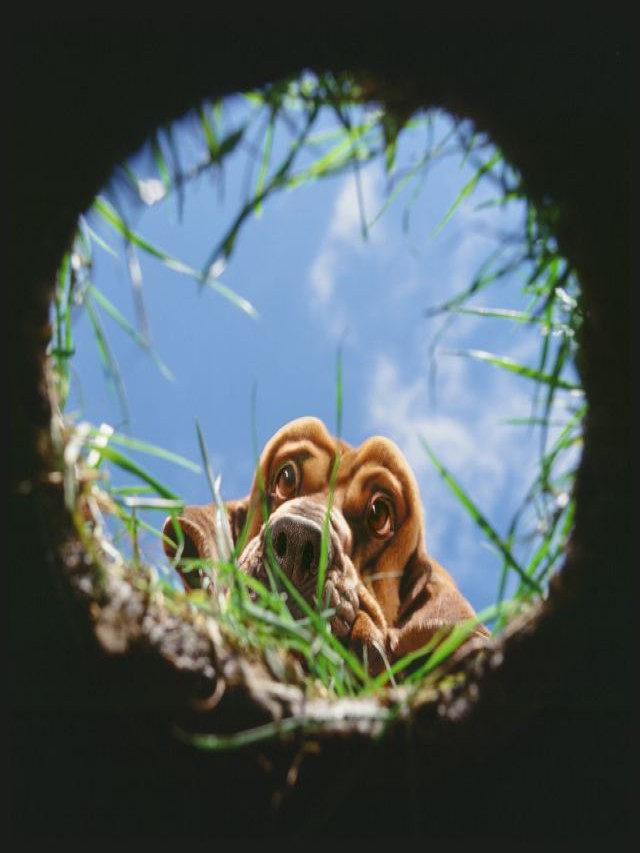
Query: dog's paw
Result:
<box><xmin>324</xmin><ymin>568</ymin><xmax>359</xmax><ymax>638</ymax></box>
<box><xmin>350</xmin><ymin>612</ymin><xmax>389</xmax><ymax>676</ymax></box>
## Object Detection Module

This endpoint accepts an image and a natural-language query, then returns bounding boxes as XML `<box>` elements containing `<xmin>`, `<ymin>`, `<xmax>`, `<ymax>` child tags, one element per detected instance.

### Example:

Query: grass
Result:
<box><xmin>47</xmin><ymin>69</ymin><xmax>585</xmax><ymax>745</ymax></box>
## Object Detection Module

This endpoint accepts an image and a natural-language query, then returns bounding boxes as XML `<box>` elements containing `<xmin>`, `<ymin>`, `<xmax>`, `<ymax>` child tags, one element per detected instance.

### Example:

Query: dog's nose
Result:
<box><xmin>268</xmin><ymin>514</ymin><xmax>328</xmax><ymax>581</ymax></box>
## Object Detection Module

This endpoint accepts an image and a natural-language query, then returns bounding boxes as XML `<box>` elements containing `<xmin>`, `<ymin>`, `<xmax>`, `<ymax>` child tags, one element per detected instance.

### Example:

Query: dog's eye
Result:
<box><xmin>273</xmin><ymin>462</ymin><xmax>300</xmax><ymax>500</ymax></box>
<box><xmin>366</xmin><ymin>494</ymin><xmax>394</xmax><ymax>538</ymax></box>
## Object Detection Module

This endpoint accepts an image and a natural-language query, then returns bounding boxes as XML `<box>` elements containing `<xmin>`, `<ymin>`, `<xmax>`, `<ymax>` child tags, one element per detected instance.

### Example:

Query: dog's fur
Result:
<box><xmin>163</xmin><ymin>417</ymin><xmax>488</xmax><ymax>673</ymax></box>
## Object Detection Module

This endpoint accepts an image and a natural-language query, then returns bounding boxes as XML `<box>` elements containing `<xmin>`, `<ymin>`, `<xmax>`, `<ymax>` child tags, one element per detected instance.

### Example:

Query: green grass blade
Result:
<box><xmin>442</xmin><ymin>348</ymin><xmax>583</xmax><ymax>392</ymax></box>
<box><xmin>420</xmin><ymin>436</ymin><xmax>541</xmax><ymax>593</ymax></box>
<box><xmin>90</xmin><ymin>428</ymin><xmax>201</xmax><ymax>473</ymax></box>
<box><xmin>254</xmin><ymin>108</ymin><xmax>276</xmax><ymax>216</ymax></box>
<box><xmin>203</xmin><ymin>277</ymin><xmax>258</xmax><ymax>320</ymax></box>
<box><xmin>448</xmin><ymin>306</ymin><xmax>544</xmax><ymax>324</ymax></box>
<box><xmin>88</xmin><ymin>284</ymin><xmax>175</xmax><ymax>382</ymax></box>
<box><xmin>84</xmin><ymin>295</ymin><xmax>130</xmax><ymax>424</ymax></box>
<box><xmin>84</xmin><ymin>224</ymin><xmax>119</xmax><ymax>258</ymax></box>
<box><xmin>195</xmin><ymin>420</ymin><xmax>234</xmax><ymax>563</ymax></box>
<box><xmin>93</xmin><ymin>196</ymin><xmax>258</xmax><ymax>320</ymax></box>
<box><xmin>197</xmin><ymin>103</ymin><xmax>218</xmax><ymax>157</ymax></box>
<box><xmin>432</xmin><ymin>151</ymin><xmax>501</xmax><ymax>236</ymax></box>
<box><xmin>335</xmin><ymin>347</ymin><xmax>343</xmax><ymax>440</ymax></box>
<box><xmin>264</xmin><ymin>541</ymin><xmax>368</xmax><ymax>684</ymax></box>
<box><xmin>151</xmin><ymin>130</ymin><xmax>172</xmax><ymax>193</ymax></box>
<box><xmin>424</xmin><ymin>251</ymin><xmax>525</xmax><ymax>317</ymax></box>
<box><xmin>93</xmin><ymin>196</ymin><xmax>198</xmax><ymax>274</ymax></box>
<box><xmin>173</xmin><ymin>715</ymin><xmax>314</xmax><ymax>752</ymax></box>
<box><xmin>120</xmin><ymin>496</ymin><xmax>185</xmax><ymax>511</ymax></box>
<box><xmin>96</xmin><ymin>445</ymin><xmax>179</xmax><ymax>500</ymax></box>
<box><xmin>316</xmin><ymin>348</ymin><xmax>344</xmax><ymax>607</ymax></box>
<box><xmin>201</xmin><ymin>102</ymin><xmax>320</xmax><ymax>274</ymax></box>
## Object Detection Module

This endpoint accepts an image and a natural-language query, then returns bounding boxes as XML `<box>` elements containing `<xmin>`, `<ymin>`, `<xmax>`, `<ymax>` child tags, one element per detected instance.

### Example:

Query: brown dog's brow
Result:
<box><xmin>261</xmin><ymin>418</ymin><xmax>341</xmax><ymax>477</ymax></box>
<box><xmin>336</xmin><ymin>438</ymin><xmax>422</xmax><ymax>525</ymax></box>
<box><xmin>262</xmin><ymin>421</ymin><xmax>418</xmax><ymax>504</ymax></box>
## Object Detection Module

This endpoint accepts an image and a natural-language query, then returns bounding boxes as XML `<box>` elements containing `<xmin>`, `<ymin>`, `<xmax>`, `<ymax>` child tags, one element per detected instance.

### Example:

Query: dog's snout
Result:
<box><xmin>268</xmin><ymin>514</ymin><xmax>328</xmax><ymax>581</ymax></box>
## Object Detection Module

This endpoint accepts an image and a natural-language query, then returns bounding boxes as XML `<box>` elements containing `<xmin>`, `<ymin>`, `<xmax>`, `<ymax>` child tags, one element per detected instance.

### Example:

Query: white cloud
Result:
<box><xmin>366</xmin><ymin>354</ymin><xmax>503</xmax><ymax>491</ymax></box>
<box><xmin>307</xmin><ymin>165</ymin><xmax>386</xmax><ymax>340</ymax></box>
<box><xmin>309</xmin><ymin>244</ymin><xmax>338</xmax><ymax>308</ymax></box>
<box><xmin>329</xmin><ymin>166</ymin><xmax>385</xmax><ymax>245</ymax></box>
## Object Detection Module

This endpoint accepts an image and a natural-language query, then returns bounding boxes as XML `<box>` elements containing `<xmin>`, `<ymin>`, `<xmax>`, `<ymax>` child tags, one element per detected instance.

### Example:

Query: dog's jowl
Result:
<box><xmin>163</xmin><ymin>417</ymin><xmax>488</xmax><ymax>674</ymax></box>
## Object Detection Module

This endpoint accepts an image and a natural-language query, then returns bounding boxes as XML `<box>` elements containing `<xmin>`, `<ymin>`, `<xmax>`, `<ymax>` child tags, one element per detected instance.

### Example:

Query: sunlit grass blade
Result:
<box><xmin>92</xmin><ymin>196</ymin><xmax>258</xmax><ymax>320</ymax></box>
<box><xmin>111</xmin><ymin>485</ymin><xmax>157</xmax><ymax>496</ymax></box>
<box><xmin>254</xmin><ymin>107</ymin><xmax>276</xmax><ymax>216</ymax></box>
<box><xmin>201</xmin><ymin>102</ymin><xmax>321</xmax><ymax>274</ymax></box>
<box><xmin>447</xmin><ymin>306</ymin><xmax>545</xmax><ymax>324</ymax></box>
<box><xmin>368</xmin><ymin>149</ymin><xmax>429</xmax><ymax>230</ymax></box>
<box><xmin>195</xmin><ymin>420</ymin><xmax>234</xmax><ymax>564</ymax></box>
<box><xmin>95</xmin><ymin>444</ymin><xmax>180</xmax><ymax>500</ymax></box>
<box><xmin>538</xmin><ymin>334</ymin><xmax>574</xmax><ymax>456</ymax></box>
<box><xmin>424</xmin><ymin>250</ymin><xmax>525</xmax><ymax>317</ymax></box>
<box><xmin>432</xmin><ymin>151</ymin><xmax>501</xmax><ymax>236</ymax></box>
<box><xmin>293</xmin><ymin>107</ymin><xmax>378</xmax><ymax>198</ymax></box>
<box><xmin>163</xmin><ymin>122</ymin><xmax>186</xmax><ymax>221</ymax></box>
<box><xmin>264</xmin><ymin>540</ymin><xmax>368</xmax><ymax>685</ymax></box>
<box><xmin>316</xmin><ymin>349</ymin><xmax>344</xmax><ymax>606</ymax></box>
<box><xmin>403</xmin><ymin>601</ymin><xmax>517</xmax><ymax>683</ymax></box>
<box><xmin>90</xmin><ymin>427</ymin><xmax>201</xmax><ymax>473</ymax></box>
<box><xmin>121</xmin><ymin>496</ymin><xmax>185</xmax><ymax>511</ymax></box>
<box><xmin>420</xmin><ymin>436</ymin><xmax>541</xmax><ymax>593</ymax></box>
<box><xmin>197</xmin><ymin>103</ymin><xmax>218</xmax><ymax>157</ymax></box>
<box><xmin>88</xmin><ymin>284</ymin><xmax>174</xmax><ymax>382</ymax></box>
<box><xmin>203</xmin><ymin>277</ymin><xmax>258</xmax><ymax>320</ymax></box>
<box><xmin>84</xmin><ymin>295</ymin><xmax>130</xmax><ymax>424</ymax></box>
<box><xmin>83</xmin><ymin>223</ymin><xmax>119</xmax><ymax>258</ymax></box>
<box><xmin>335</xmin><ymin>347</ymin><xmax>343</xmax><ymax>440</ymax></box>
<box><xmin>93</xmin><ymin>196</ymin><xmax>195</xmax><ymax>273</ymax></box>
<box><xmin>441</xmin><ymin>348</ymin><xmax>583</xmax><ymax>392</ymax></box>
<box><xmin>151</xmin><ymin>130</ymin><xmax>172</xmax><ymax>194</ymax></box>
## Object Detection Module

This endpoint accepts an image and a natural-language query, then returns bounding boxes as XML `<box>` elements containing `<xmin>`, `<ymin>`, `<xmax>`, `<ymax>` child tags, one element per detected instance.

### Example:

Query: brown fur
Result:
<box><xmin>163</xmin><ymin>417</ymin><xmax>488</xmax><ymax>674</ymax></box>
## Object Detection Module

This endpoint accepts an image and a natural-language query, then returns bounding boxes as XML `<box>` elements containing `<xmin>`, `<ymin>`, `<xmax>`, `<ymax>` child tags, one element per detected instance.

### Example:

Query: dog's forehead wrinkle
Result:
<box><xmin>265</xmin><ymin>417</ymin><xmax>338</xmax><ymax>465</ymax></box>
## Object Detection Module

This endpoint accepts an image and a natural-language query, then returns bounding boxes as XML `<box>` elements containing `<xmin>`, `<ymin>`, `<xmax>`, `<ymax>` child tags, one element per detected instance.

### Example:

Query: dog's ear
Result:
<box><xmin>162</xmin><ymin>497</ymin><xmax>251</xmax><ymax>589</ymax></box>
<box><xmin>390</xmin><ymin>549</ymin><xmax>489</xmax><ymax>660</ymax></box>
<box><xmin>224</xmin><ymin>497</ymin><xmax>251</xmax><ymax>545</ymax></box>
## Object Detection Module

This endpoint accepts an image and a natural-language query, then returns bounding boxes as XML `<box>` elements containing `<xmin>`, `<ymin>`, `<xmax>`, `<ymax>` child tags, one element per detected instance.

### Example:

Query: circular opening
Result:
<box><xmin>47</xmin><ymin>70</ymin><xmax>584</xmax><ymax>727</ymax></box>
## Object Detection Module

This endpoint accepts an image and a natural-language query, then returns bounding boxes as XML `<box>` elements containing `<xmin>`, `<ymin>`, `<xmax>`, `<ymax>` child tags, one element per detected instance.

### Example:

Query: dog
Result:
<box><xmin>162</xmin><ymin>417</ymin><xmax>489</xmax><ymax>674</ymax></box>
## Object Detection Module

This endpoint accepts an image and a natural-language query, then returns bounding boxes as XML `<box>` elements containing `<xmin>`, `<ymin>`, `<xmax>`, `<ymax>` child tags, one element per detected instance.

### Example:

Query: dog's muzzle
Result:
<box><xmin>267</xmin><ymin>513</ymin><xmax>333</xmax><ymax>588</ymax></box>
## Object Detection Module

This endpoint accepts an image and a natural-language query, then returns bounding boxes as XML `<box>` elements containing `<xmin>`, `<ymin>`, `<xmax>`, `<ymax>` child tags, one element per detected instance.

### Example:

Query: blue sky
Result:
<box><xmin>65</xmin><ymin>91</ymin><xmax>579</xmax><ymax>614</ymax></box>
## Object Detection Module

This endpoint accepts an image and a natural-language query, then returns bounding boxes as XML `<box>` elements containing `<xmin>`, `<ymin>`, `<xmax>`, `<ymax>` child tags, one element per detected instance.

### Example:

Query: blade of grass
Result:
<box><xmin>96</xmin><ymin>445</ymin><xmax>179</xmax><ymax>500</ymax></box>
<box><xmin>264</xmin><ymin>538</ymin><xmax>368</xmax><ymax>684</ymax></box>
<box><xmin>151</xmin><ymin>130</ymin><xmax>172</xmax><ymax>194</ymax></box>
<box><xmin>88</xmin><ymin>284</ymin><xmax>174</xmax><ymax>382</ymax></box>
<box><xmin>447</xmin><ymin>306</ymin><xmax>545</xmax><ymax>324</ymax></box>
<box><xmin>316</xmin><ymin>348</ymin><xmax>344</xmax><ymax>607</ymax></box>
<box><xmin>441</xmin><ymin>348</ymin><xmax>583</xmax><ymax>392</ymax></box>
<box><xmin>93</xmin><ymin>196</ymin><xmax>258</xmax><ymax>319</ymax></box>
<box><xmin>201</xmin><ymin>102</ymin><xmax>321</xmax><ymax>274</ymax></box>
<box><xmin>424</xmin><ymin>250</ymin><xmax>526</xmax><ymax>317</ymax></box>
<box><xmin>432</xmin><ymin>151</ymin><xmax>501</xmax><ymax>236</ymax></box>
<box><xmin>195</xmin><ymin>420</ymin><xmax>234</xmax><ymax>564</ymax></box>
<box><xmin>254</xmin><ymin>106</ymin><xmax>277</xmax><ymax>216</ymax></box>
<box><xmin>84</xmin><ymin>295</ymin><xmax>130</xmax><ymax>425</ymax></box>
<box><xmin>420</xmin><ymin>436</ymin><xmax>541</xmax><ymax>593</ymax></box>
<box><xmin>92</xmin><ymin>428</ymin><xmax>201</xmax><ymax>473</ymax></box>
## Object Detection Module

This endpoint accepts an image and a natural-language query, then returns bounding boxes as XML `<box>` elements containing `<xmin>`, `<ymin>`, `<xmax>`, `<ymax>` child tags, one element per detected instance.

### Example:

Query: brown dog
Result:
<box><xmin>162</xmin><ymin>417</ymin><xmax>488</xmax><ymax>674</ymax></box>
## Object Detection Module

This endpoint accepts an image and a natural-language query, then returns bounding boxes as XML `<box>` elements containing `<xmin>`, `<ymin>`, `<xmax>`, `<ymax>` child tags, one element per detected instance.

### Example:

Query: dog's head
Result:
<box><xmin>163</xmin><ymin>416</ymin><xmax>487</xmax><ymax>667</ymax></box>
